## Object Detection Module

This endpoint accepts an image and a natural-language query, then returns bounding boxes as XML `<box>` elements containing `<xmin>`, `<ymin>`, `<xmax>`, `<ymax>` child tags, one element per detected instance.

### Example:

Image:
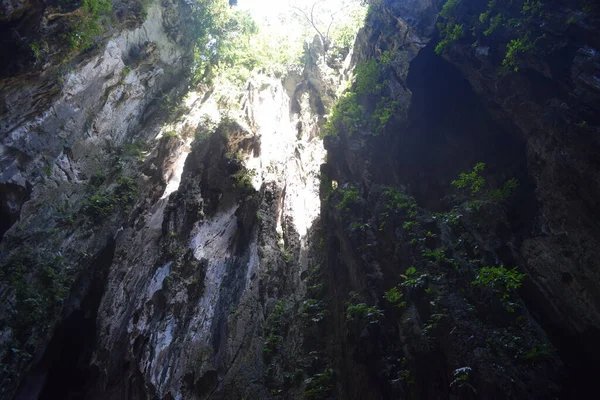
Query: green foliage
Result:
<box><xmin>403</xmin><ymin>221</ymin><xmax>418</xmax><ymax>230</ymax></box>
<box><xmin>502</xmin><ymin>35</ymin><xmax>536</xmax><ymax>71</ymax></box>
<box><xmin>435</xmin><ymin>23</ymin><xmax>465</xmax><ymax>55</ymax></box>
<box><xmin>84</xmin><ymin>194</ymin><xmax>115</xmax><ymax>219</ymax></box>
<box><xmin>303</xmin><ymin>368</ymin><xmax>334</xmax><ymax>400</ymax></box>
<box><xmin>83</xmin><ymin>0</ymin><xmax>112</xmax><ymax>15</ymax></box>
<box><xmin>113</xmin><ymin>176</ymin><xmax>137</xmax><ymax>204</ymax></box>
<box><xmin>336</xmin><ymin>185</ymin><xmax>360</xmax><ymax>212</ymax></box>
<box><xmin>451</xmin><ymin>162</ymin><xmax>518</xmax><ymax>205</ymax></box>
<box><xmin>306</xmin><ymin>266</ymin><xmax>327</xmax><ymax>298</ymax></box>
<box><xmin>383</xmin><ymin>286</ymin><xmax>406</xmax><ymax>308</ymax></box>
<box><xmin>521</xmin><ymin>0</ymin><xmax>543</xmax><ymax>17</ymax></box>
<box><xmin>190</xmin><ymin>0</ymin><xmax>374</xmax><ymax>87</ymax></box>
<box><xmin>422</xmin><ymin>313</ymin><xmax>445</xmax><ymax>335</ymax></box>
<box><xmin>83</xmin><ymin>175</ymin><xmax>137</xmax><ymax>221</ymax></box>
<box><xmin>0</xmin><ymin>250</ymin><xmax>73</xmax><ymax>389</ymax></box>
<box><xmin>164</xmin><ymin>129</ymin><xmax>179</xmax><ymax>138</ymax></box>
<box><xmin>63</xmin><ymin>0</ymin><xmax>113</xmax><ymax>52</ymax></box>
<box><xmin>231</xmin><ymin>167</ymin><xmax>257</xmax><ymax>192</ymax></box>
<box><xmin>488</xmin><ymin>178</ymin><xmax>518</xmax><ymax>201</ymax></box>
<box><xmin>345</xmin><ymin>292</ymin><xmax>383</xmax><ymax>324</ymax></box>
<box><xmin>438</xmin><ymin>0</ymin><xmax>548</xmax><ymax>71</ymax></box>
<box><xmin>472</xmin><ymin>265</ymin><xmax>526</xmax><ymax>312</ymax></box>
<box><xmin>483</xmin><ymin>13</ymin><xmax>505</xmax><ymax>36</ymax></box>
<box><xmin>264</xmin><ymin>333</ymin><xmax>283</xmax><ymax>354</ymax></box>
<box><xmin>451</xmin><ymin>162</ymin><xmax>486</xmax><ymax>195</ymax></box>
<box><xmin>450</xmin><ymin>367</ymin><xmax>477</xmax><ymax>394</ymax></box>
<box><xmin>382</xmin><ymin>186</ymin><xmax>417</xmax><ymax>216</ymax></box>
<box><xmin>354</xmin><ymin>59</ymin><xmax>383</xmax><ymax>95</ymax></box>
<box><xmin>422</xmin><ymin>247</ymin><xmax>449</xmax><ymax>264</ymax></box>
<box><xmin>324</xmin><ymin>48</ymin><xmax>400</xmax><ymax>137</ymax></box>
<box><xmin>322</xmin><ymin>92</ymin><xmax>364</xmax><ymax>137</ymax></box>
<box><xmin>29</xmin><ymin>40</ymin><xmax>48</xmax><ymax>63</ymax></box>
<box><xmin>379</xmin><ymin>186</ymin><xmax>417</xmax><ymax>230</ymax></box>
<box><xmin>263</xmin><ymin>300</ymin><xmax>286</xmax><ymax>354</ymax></box>
<box><xmin>377</xmin><ymin>49</ymin><xmax>393</xmax><ymax>65</ymax></box>
<box><xmin>400</xmin><ymin>266</ymin><xmax>427</xmax><ymax>289</ymax></box>
<box><xmin>439</xmin><ymin>0</ymin><xmax>461</xmax><ymax>18</ymax></box>
<box><xmin>523</xmin><ymin>343</ymin><xmax>550</xmax><ymax>361</ymax></box>
<box><xmin>280</xmin><ymin>245</ymin><xmax>293</xmax><ymax>263</ymax></box>
<box><xmin>299</xmin><ymin>299</ymin><xmax>329</xmax><ymax>323</ymax></box>
<box><xmin>372</xmin><ymin>97</ymin><xmax>399</xmax><ymax>135</ymax></box>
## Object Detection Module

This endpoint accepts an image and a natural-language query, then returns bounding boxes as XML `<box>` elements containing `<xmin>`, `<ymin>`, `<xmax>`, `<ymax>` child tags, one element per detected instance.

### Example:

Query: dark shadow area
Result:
<box><xmin>0</xmin><ymin>183</ymin><xmax>30</xmax><ymax>240</ymax></box>
<box><xmin>400</xmin><ymin>41</ymin><xmax>599</xmax><ymax>399</ymax></box>
<box><xmin>0</xmin><ymin>0</ymin><xmax>45</xmax><ymax>78</ymax></box>
<box><xmin>15</xmin><ymin>239</ymin><xmax>115</xmax><ymax>400</ymax></box>
<box><xmin>387</xmin><ymin>42</ymin><xmax>530</xmax><ymax>213</ymax></box>
<box><xmin>520</xmin><ymin>278</ymin><xmax>600</xmax><ymax>399</ymax></box>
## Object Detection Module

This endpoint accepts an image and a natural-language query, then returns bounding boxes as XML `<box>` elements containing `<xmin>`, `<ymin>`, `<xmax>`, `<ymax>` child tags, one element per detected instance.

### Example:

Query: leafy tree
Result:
<box><xmin>472</xmin><ymin>265</ymin><xmax>526</xmax><ymax>311</ymax></box>
<box><xmin>288</xmin><ymin>0</ymin><xmax>366</xmax><ymax>51</ymax></box>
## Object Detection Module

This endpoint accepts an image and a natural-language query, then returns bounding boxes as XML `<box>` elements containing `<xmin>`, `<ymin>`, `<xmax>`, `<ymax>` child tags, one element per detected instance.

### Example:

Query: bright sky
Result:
<box><xmin>237</xmin><ymin>0</ymin><xmax>364</xmax><ymax>34</ymax></box>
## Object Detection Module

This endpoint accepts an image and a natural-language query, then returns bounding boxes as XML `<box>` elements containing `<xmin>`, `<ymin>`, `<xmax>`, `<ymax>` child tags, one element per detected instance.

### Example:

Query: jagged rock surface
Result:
<box><xmin>1</xmin><ymin>0</ymin><xmax>600</xmax><ymax>399</ymax></box>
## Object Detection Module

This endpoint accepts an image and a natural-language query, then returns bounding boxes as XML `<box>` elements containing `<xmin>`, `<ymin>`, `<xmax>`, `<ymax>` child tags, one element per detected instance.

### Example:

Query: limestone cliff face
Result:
<box><xmin>85</xmin><ymin>60</ymin><xmax>333</xmax><ymax>399</ymax></box>
<box><xmin>0</xmin><ymin>1</ymin><xmax>195</xmax><ymax>397</ymax></box>
<box><xmin>1</xmin><ymin>0</ymin><xmax>600</xmax><ymax>399</ymax></box>
<box><xmin>0</xmin><ymin>0</ymin><xmax>340</xmax><ymax>394</ymax></box>
<box><xmin>319</xmin><ymin>0</ymin><xmax>600</xmax><ymax>398</ymax></box>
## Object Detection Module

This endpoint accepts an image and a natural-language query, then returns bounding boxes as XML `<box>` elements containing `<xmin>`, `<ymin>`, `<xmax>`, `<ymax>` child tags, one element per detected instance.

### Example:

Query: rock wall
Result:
<box><xmin>0</xmin><ymin>1</ymin><xmax>195</xmax><ymax>397</ymax></box>
<box><xmin>1</xmin><ymin>0</ymin><xmax>600</xmax><ymax>399</ymax></box>
<box><xmin>1</xmin><ymin>0</ymin><xmax>342</xmax><ymax>393</ymax></box>
<box><xmin>317</xmin><ymin>0</ymin><xmax>600</xmax><ymax>398</ymax></box>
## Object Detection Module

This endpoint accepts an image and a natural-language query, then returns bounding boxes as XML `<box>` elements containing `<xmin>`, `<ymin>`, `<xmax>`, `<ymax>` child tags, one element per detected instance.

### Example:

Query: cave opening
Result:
<box><xmin>15</xmin><ymin>240</ymin><xmax>116</xmax><ymax>400</ymax></box>
<box><xmin>395</xmin><ymin>41</ymin><xmax>534</xmax><ymax>225</ymax></box>
<box><xmin>0</xmin><ymin>183</ymin><xmax>30</xmax><ymax>240</ymax></box>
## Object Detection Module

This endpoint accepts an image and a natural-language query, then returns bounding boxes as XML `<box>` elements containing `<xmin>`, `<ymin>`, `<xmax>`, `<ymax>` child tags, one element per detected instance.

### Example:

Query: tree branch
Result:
<box><xmin>325</xmin><ymin>3</ymin><xmax>353</xmax><ymax>41</ymax></box>
<box><xmin>288</xmin><ymin>1</ymin><xmax>326</xmax><ymax>44</ymax></box>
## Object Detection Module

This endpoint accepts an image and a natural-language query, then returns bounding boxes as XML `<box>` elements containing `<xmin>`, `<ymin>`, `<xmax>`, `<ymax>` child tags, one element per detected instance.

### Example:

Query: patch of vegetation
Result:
<box><xmin>63</xmin><ymin>0</ymin><xmax>114</xmax><ymax>52</ymax></box>
<box><xmin>280</xmin><ymin>245</ymin><xmax>293</xmax><ymax>263</ymax></box>
<box><xmin>452</xmin><ymin>162</ymin><xmax>486</xmax><ymax>195</ymax></box>
<box><xmin>381</xmin><ymin>186</ymin><xmax>417</xmax><ymax>217</ymax></box>
<box><xmin>263</xmin><ymin>300</ymin><xmax>287</xmax><ymax>355</ymax></box>
<box><xmin>439</xmin><ymin>0</ymin><xmax>461</xmax><ymax>18</ymax></box>
<box><xmin>435</xmin><ymin>22</ymin><xmax>465</xmax><ymax>55</ymax></box>
<box><xmin>400</xmin><ymin>266</ymin><xmax>427</xmax><ymax>289</ymax></box>
<box><xmin>0</xmin><ymin>250</ymin><xmax>74</xmax><ymax>390</ymax></box>
<box><xmin>383</xmin><ymin>286</ymin><xmax>406</xmax><ymax>308</ymax></box>
<box><xmin>322</xmin><ymin>49</ymin><xmax>399</xmax><ymax>137</ymax></box>
<box><xmin>305</xmin><ymin>266</ymin><xmax>327</xmax><ymax>298</ymax></box>
<box><xmin>378</xmin><ymin>186</ymin><xmax>417</xmax><ymax>231</ymax></box>
<box><xmin>345</xmin><ymin>292</ymin><xmax>383</xmax><ymax>324</ymax></box>
<box><xmin>372</xmin><ymin>97</ymin><xmax>399</xmax><ymax>135</ymax></box>
<box><xmin>450</xmin><ymin>366</ymin><xmax>477</xmax><ymax>394</ymax></box>
<box><xmin>83</xmin><ymin>176</ymin><xmax>137</xmax><ymax>222</ymax></box>
<box><xmin>522</xmin><ymin>343</ymin><xmax>550</xmax><ymax>361</ymax></box>
<box><xmin>299</xmin><ymin>299</ymin><xmax>329</xmax><ymax>323</ymax></box>
<box><xmin>502</xmin><ymin>34</ymin><xmax>536</xmax><ymax>71</ymax></box>
<box><xmin>451</xmin><ymin>162</ymin><xmax>518</xmax><ymax>204</ymax></box>
<box><xmin>472</xmin><ymin>265</ymin><xmax>526</xmax><ymax>312</ymax></box>
<box><xmin>231</xmin><ymin>167</ymin><xmax>257</xmax><ymax>192</ymax></box>
<box><xmin>322</xmin><ymin>92</ymin><xmax>364</xmax><ymax>137</ymax></box>
<box><xmin>336</xmin><ymin>184</ymin><xmax>361</xmax><ymax>212</ymax></box>
<box><xmin>436</xmin><ymin>0</ymin><xmax>548</xmax><ymax>72</ymax></box>
<box><xmin>354</xmin><ymin>59</ymin><xmax>383</xmax><ymax>95</ymax></box>
<box><xmin>422</xmin><ymin>313</ymin><xmax>445</xmax><ymax>336</ymax></box>
<box><xmin>303</xmin><ymin>368</ymin><xmax>334</xmax><ymax>400</ymax></box>
<box><xmin>422</xmin><ymin>247</ymin><xmax>450</xmax><ymax>264</ymax></box>
<box><xmin>164</xmin><ymin>129</ymin><xmax>179</xmax><ymax>138</ymax></box>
